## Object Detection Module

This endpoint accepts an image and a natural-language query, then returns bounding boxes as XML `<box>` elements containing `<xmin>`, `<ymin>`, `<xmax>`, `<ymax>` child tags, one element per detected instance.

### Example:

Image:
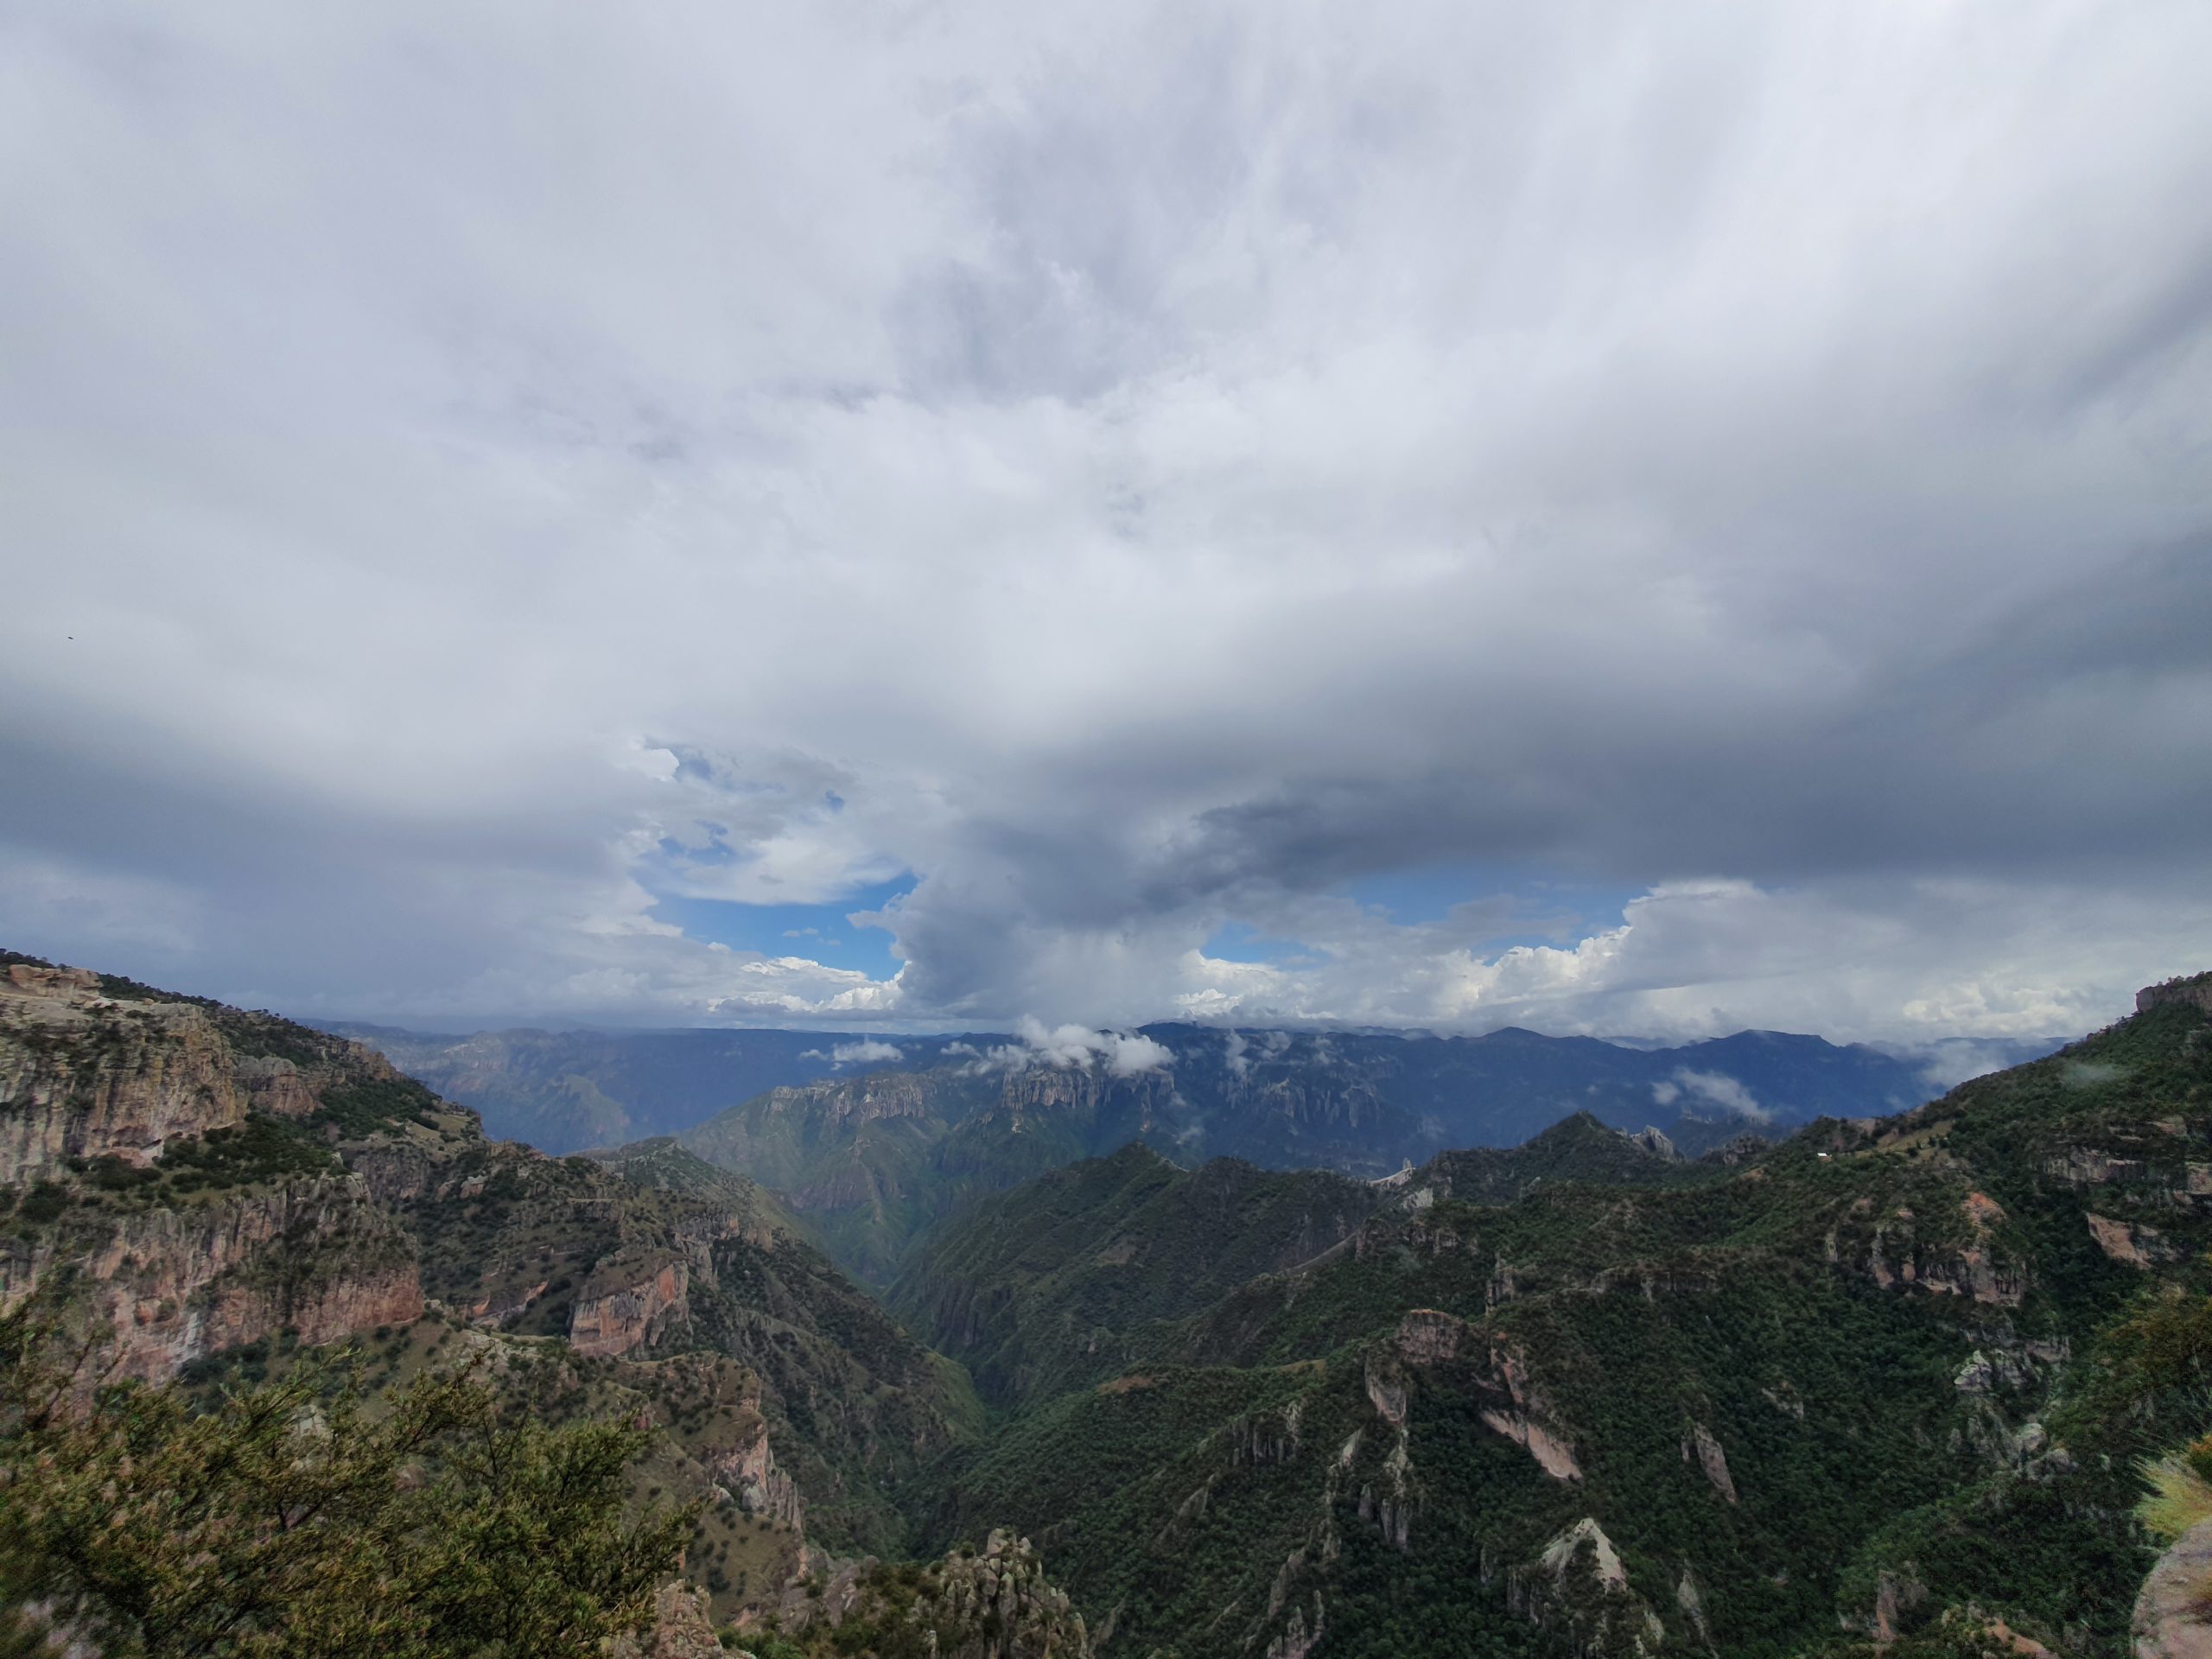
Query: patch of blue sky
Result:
<box><xmin>1206</xmin><ymin>866</ymin><xmax>1642</xmax><ymax>967</ymax></box>
<box><xmin>652</xmin><ymin>874</ymin><xmax>914</xmax><ymax>980</ymax></box>
<box><xmin>1351</xmin><ymin>864</ymin><xmax>1639</xmax><ymax>938</ymax></box>
<box><xmin>1201</xmin><ymin>919</ymin><xmax>1312</xmax><ymax>965</ymax></box>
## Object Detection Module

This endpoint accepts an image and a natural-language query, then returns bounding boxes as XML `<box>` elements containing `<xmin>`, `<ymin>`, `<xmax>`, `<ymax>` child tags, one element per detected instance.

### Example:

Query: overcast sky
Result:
<box><xmin>4</xmin><ymin>2</ymin><xmax>2209</xmax><ymax>1046</ymax></box>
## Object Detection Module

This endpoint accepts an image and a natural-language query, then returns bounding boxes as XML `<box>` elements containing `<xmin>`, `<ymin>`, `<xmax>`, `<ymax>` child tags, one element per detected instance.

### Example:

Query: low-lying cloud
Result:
<box><xmin>976</xmin><ymin>1018</ymin><xmax>1176</xmax><ymax>1077</ymax></box>
<box><xmin>827</xmin><ymin>1039</ymin><xmax>905</xmax><ymax>1065</ymax></box>
<box><xmin>1665</xmin><ymin>1069</ymin><xmax>1772</xmax><ymax>1125</ymax></box>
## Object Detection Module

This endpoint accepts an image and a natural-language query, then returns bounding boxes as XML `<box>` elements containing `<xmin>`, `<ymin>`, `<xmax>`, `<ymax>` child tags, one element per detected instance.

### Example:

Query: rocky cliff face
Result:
<box><xmin>2134</xmin><ymin>1516</ymin><xmax>2212</xmax><ymax>1659</ymax></box>
<box><xmin>1369</xmin><ymin>1307</ymin><xmax>1583</xmax><ymax>1484</ymax></box>
<box><xmin>709</xmin><ymin>1415</ymin><xmax>804</xmax><ymax>1530</ymax></box>
<box><xmin>913</xmin><ymin>1530</ymin><xmax>1091</xmax><ymax>1659</ymax></box>
<box><xmin>570</xmin><ymin>1255</ymin><xmax>693</xmax><ymax>1358</ymax></box>
<box><xmin>1507</xmin><ymin>1518</ymin><xmax>1668</xmax><ymax>1659</ymax></box>
<box><xmin>771</xmin><ymin>1531</ymin><xmax>1091</xmax><ymax>1659</ymax></box>
<box><xmin>0</xmin><ymin>962</ymin><xmax>438</xmax><ymax>1191</ymax></box>
<box><xmin>3</xmin><ymin>1171</ymin><xmax>422</xmax><ymax>1381</ymax></box>
<box><xmin>1</xmin><ymin>960</ymin><xmax>432</xmax><ymax>1381</ymax></box>
<box><xmin>1</xmin><ymin>964</ymin><xmax>251</xmax><ymax>1182</ymax></box>
<box><xmin>2139</xmin><ymin>973</ymin><xmax>2212</xmax><ymax>1018</ymax></box>
<box><xmin>609</xmin><ymin>1582</ymin><xmax>724</xmax><ymax>1659</ymax></box>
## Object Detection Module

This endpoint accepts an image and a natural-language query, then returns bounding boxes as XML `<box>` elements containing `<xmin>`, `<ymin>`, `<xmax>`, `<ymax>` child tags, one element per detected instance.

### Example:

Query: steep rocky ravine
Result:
<box><xmin>12</xmin><ymin>950</ymin><xmax>2210</xmax><ymax>1657</ymax></box>
<box><xmin>0</xmin><ymin>950</ymin><xmax>1021</xmax><ymax>1643</ymax></box>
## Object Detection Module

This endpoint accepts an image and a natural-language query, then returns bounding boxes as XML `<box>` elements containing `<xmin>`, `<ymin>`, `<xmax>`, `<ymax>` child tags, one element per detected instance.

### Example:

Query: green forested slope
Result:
<box><xmin>899</xmin><ymin>982</ymin><xmax>2212</xmax><ymax>1658</ymax></box>
<box><xmin>888</xmin><ymin>1143</ymin><xmax>1383</xmax><ymax>1408</ymax></box>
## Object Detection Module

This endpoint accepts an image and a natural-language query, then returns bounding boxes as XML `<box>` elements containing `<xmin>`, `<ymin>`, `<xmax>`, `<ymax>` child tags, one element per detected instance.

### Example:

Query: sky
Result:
<box><xmin>3</xmin><ymin>2</ymin><xmax>2209</xmax><ymax>1047</ymax></box>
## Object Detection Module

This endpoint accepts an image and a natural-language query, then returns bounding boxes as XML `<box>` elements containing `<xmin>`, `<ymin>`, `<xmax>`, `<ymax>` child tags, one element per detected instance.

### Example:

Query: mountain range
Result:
<box><xmin>888</xmin><ymin>976</ymin><xmax>2212</xmax><ymax>1657</ymax></box>
<box><xmin>341</xmin><ymin>1020</ymin><xmax>1961</xmax><ymax>1165</ymax></box>
<box><xmin>347</xmin><ymin>1018</ymin><xmax>1973</xmax><ymax>1286</ymax></box>
<box><xmin>9</xmin><ymin>944</ymin><xmax>2212</xmax><ymax>1657</ymax></box>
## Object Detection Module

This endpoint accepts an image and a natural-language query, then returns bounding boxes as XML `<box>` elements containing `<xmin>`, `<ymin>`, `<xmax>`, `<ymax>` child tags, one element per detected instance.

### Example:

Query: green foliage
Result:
<box><xmin>888</xmin><ymin>1142</ymin><xmax>1381</xmax><ymax>1408</ymax></box>
<box><xmin>0</xmin><ymin>1316</ymin><xmax>693</xmax><ymax>1658</ymax></box>
<box><xmin>2138</xmin><ymin>1453</ymin><xmax>2212</xmax><ymax>1543</ymax></box>
<box><xmin>16</xmin><ymin>1180</ymin><xmax>69</xmax><ymax>1225</ymax></box>
<box><xmin>888</xmin><ymin>989</ymin><xmax>2212</xmax><ymax>1658</ymax></box>
<box><xmin>160</xmin><ymin>1116</ymin><xmax>337</xmax><ymax>1191</ymax></box>
<box><xmin>313</xmin><ymin>1073</ymin><xmax>446</xmax><ymax>1138</ymax></box>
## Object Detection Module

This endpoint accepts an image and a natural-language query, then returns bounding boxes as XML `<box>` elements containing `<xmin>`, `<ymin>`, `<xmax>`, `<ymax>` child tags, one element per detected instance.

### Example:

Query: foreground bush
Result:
<box><xmin>0</xmin><ymin>1310</ymin><xmax>692</xmax><ymax>1658</ymax></box>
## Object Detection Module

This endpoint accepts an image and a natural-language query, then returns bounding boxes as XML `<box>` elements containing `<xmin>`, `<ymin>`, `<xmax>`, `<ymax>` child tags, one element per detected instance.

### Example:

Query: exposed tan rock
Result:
<box><xmin>1683</xmin><ymin>1422</ymin><xmax>1738</xmax><ymax>1503</ymax></box>
<box><xmin>1870</xmin><ymin>1567</ymin><xmax>1927</xmax><ymax>1644</ymax></box>
<box><xmin>2134</xmin><ymin>1516</ymin><xmax>2212</xmax><ymax>1659</ymax></box>
<box><xmin>2045</xmin><ymin>1147</ymin><xmax>2158</xmax><ymax>1189</ymax></box>
<box><xmin>1363</xmin><ymin>1351</ymin><xmax>1408</xmax><ymax>1427</ymax></box>
<box><xmin>467</xmin><ymin>1278</ymin><xmax>550</xmax><ymax>1327</ymax></box>
<box><xmin>918</xmin><ymin>1529</ymin><xmax>1090</xmax><ymax>1659</ymax></box>
<box><xmin>1263</xmin><ymin>1592</ymin><xmax>1325</xmax><ymax>1659</ymax></box>
<box><xmin>2088</xmin><ymin>1212</ymin><xmax>2177</xmax><ymax>1267</ymax></box>
<box><xmin>1370</xmin><ymin>1314</ymin><xmax>1580</xmax><ymax>1478</ymax></box>
<box><xmin>232</xmin><ymin>1054</ymin><xmax>321</xmax><ymax>1119</ymax></box>
<box><xmin>1481</xmin><ymin>1407</ymin><xmax>1585</xmax><ymax>1482</ymax></box>
<box><xmin>1962</xmin><ymin>1191</ymin><xmax>2007</xmax><ymax>1230</ymax></box>
<box><xmin>1395</xmin><ymin>1306</ymin><xmax>1466</xmax><ymax>1363</ymax></box>
<box><xmin>769</xmin><ymin>1530</ymin><xmax>1091</xmax><ymax>1659</ymax></box>
<box><xmin>2139</xmin><ymin>975</ymin><xmax>2212</xmax><ymax>1018</ymax></box>
<box><xmin>0</xmin><ymin>1172</ymin><xmax>422</xmax><ymax>1381</ymax></box>
<box><xmin>1974</xmin><ymin>1615</ymin><xmax>2055</xmax><ymax>1656</ymax></box>
<box><xmin>608</xmin><ymin>1582</ymin><xmax>725</xmax><ymax>1659</ymax></box>
<box><xmin>1509</xmin><ymin>1518</ymin><xmax>1666</xmax><ymax>1658</ymax></box>
<box><xmin>1854</xmin><ymin>1209</ymin><xmax>2027</xmax><ymax>1306</ymax></box>
<box><xmin>710</xmin><ymin>1411</ymin><xmax>804</xmax><ymax>1529</ymax></box>
<box><xmin>569</xmin><ymin>1256</ymin><xmax>690</xmax><ymax>1357</ymax></box>
<box><xmin>0</xmin><ymin>978</ymin><xmax>248</xmax><ymax>1181</ymax></box>
<box><xmin>6</xmin><ymin>963</ymin><xmax>99</xmax><ymax>997</ymax></box>
<box><xmin>1479</xmin><ymin>1340</ymin><xmax>1582</xmax><ymax>1481</ymax></box>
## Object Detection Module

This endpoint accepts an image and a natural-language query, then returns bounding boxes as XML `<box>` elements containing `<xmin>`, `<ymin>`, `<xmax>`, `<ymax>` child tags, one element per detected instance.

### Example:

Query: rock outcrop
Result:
<box><xmin>1370</xmin><ymin>1309</ymin><xmax>1581</xmax><ymax>1481</ymax></box>
<box><xmin>2138</xmin><ymin>1517</ymin><xmax>2212</xmax><ymax>1658</ymax></box>
<box><xmin>0</xmin><ymin>958</ymin><xmax>443</xmax><ymax>1380</ymax></box>
<box><xmin>1508</xmin><ymin>1517</ymin><xmax>1667</xmax><ymax>1658</ymax></box>
<box><xmin>2139</xmin><ymin>974</ymin><xmax>2212</xmax><ymax>1019</ymax></box>
<box><xmin>569</xmin><ymin>1255</ymin><xmax>692</xmax><ymax>1357</ymax></box>
<box><xmin>1</xmin><ymin>967</ymin><xmax>250</xmax><ymax>1181</ymax></box>
<box><xmin>609</xmin><ymin>1582</ymin><xmax>725</xmax><ymax>1659</ymax></box>
<box><xmin>772</xmin><ymin>1531</ymin><xmax>1090</xmax><ymax>1659</ymax></box>
<box><xmin>918</xmin><ymin>1530</ymin><xmax>1092</xmax><ymax>1659</ymax></box>
<box><xmin>1683</xmin><ymin>1422</ymin><xmax>1738</xmax><ymax>1503</ymax></box>
<box><xmin>2088</xmin><ymin>1211</ymin><xmax>2179</xmax><ymax>1267</ymax></box>
<box><xmin>0</xmin><ymin>1170</ymin><xmax>423</xmax><ymax>1381</ymax></box>
<box><xmin>710</xmin><ymin>1411</ymin><xmax>804</xmax><ymax>1529</ymax></box>
<box><xmin>1838</xmin><ymin>1205</ymin><xmax>2029</xmax><ymax>1306</ymax></box>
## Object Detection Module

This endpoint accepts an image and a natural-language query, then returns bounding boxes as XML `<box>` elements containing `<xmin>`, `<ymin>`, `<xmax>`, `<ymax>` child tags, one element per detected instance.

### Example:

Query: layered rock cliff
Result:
<box><xmin>2</xmin><ymin>1169</ymin><xmax>421</xmax><ymax>1380</ymax></box>
<box><xmin>2139</xmin><ymin>972</ymin><xmax>2212</xmax><ymax>1018</ymax></box>
<box><xmin>1</xmin><ymin>963</ymin><xmax>251</xmax><ymax>1182</ymax></box>
<box><xmin>1</xmin><ymin>958</ymin><xmax>433</xmax><ymax>1379</ymax></box>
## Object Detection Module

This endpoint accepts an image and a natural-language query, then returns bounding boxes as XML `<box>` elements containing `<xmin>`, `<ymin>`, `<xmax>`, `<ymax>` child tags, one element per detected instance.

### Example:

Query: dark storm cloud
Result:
<box><xmin>2</xmin><ymin>1</ymin><xmax>2209</xmax><ymax>1042</ymax></box>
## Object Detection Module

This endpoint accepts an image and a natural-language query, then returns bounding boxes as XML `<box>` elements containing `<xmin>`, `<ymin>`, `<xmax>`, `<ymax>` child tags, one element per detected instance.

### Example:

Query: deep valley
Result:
<box><xmin>7</xmin><ymin>949</ymin><xmax>2212</xmax><ymax>1657</ymax></box>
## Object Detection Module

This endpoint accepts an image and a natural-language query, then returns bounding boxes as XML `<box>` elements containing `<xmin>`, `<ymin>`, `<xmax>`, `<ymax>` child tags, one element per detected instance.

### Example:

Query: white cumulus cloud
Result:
<box><xmin>1668</xmin><ymin>1069</ymin><xmax>1770</xmax><ymax>1124</ymax></box>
